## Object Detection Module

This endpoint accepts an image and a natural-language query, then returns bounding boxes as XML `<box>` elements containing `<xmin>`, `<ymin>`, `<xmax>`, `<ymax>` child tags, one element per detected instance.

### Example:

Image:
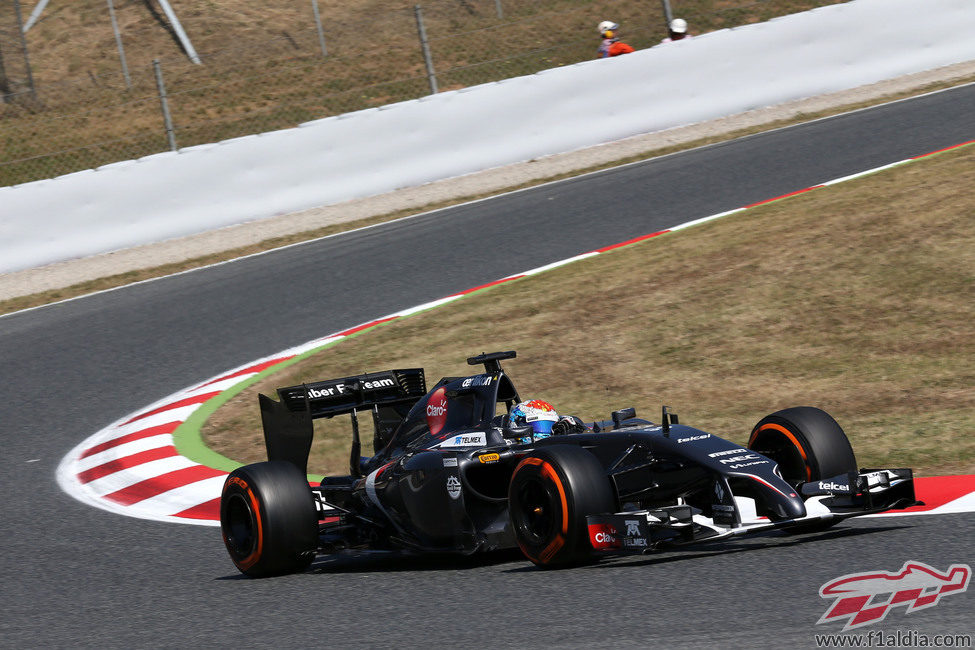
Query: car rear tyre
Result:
<box><xmin>508</xmin><ymin>445</ymin><xmax>615</xmax><ymax>567</ymax></box>
<box><xmin>220</xmin><ymin>460</ymin><xmax>318</xmax><ymax>578</ymax></box>
<box><xmin>748</xmin><ymin>406</ymin><xmax>858</xmax><ymax>533</ymax></box>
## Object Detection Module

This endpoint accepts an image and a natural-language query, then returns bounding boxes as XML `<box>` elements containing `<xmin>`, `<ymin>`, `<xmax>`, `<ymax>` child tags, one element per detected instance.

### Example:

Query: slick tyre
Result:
<box><xmin>749</xmin><ymin>407</ymin><xmax>857</xmax><ymax>533</ymax></box>
<box><xmin>508</xmin><ymin>445</ymin><xmax>615</xmax><ymax>568</ymax></box>
<box><xmin>220</xmin><ymin>461</ymin><xmax>318</xmax><ymax>578</ymax></box>
<box><xmin>749</xmin><ymin>407</ymin><xmax>857</xmax><ymax>485</ymax></box>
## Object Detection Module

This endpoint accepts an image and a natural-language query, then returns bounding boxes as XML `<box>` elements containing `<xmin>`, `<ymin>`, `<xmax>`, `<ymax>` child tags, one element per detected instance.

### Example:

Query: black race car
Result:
<box><xmin>219</xmin><ymin>351</ymin><xmax>919</xmax><ymax>577</ymax></box>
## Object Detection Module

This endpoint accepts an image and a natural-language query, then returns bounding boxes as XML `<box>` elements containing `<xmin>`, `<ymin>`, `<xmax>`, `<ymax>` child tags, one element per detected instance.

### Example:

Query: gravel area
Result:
<box><xmin>2</xmin><ymin>60</ymin><xmax>973</xmax><ymax>303</ymax></box>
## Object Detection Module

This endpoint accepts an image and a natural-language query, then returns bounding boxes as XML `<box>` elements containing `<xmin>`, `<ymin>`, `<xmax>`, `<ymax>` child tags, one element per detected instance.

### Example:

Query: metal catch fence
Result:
<box><xmin>0</xmin><ymin>0</ymin><xmax>844</xmax><ymax>187</ymax></box>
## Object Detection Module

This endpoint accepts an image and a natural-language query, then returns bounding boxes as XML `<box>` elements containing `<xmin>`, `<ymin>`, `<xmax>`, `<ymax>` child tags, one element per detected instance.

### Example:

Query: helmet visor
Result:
<box><xmin>530</xmin><ymin>419</ymin><xmax>555</xmax><ymax>435</ymax></box>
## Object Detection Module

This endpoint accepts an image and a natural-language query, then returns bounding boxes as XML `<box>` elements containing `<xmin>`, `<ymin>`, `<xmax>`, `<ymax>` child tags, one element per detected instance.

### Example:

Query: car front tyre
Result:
<box><xmin>749</xmin><ymin>406</ymin><xmax>858</xmax><ymax>533</ymax></box>
<box><xmin>508</xmin><ymin>445</ymin><xmax>615</xmax><ymax>567</ymax></box>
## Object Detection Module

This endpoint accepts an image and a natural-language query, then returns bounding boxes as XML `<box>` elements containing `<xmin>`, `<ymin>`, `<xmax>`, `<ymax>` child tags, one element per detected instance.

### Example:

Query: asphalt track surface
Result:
<box><xmin>3</xmin><ymin>84</ymin><xmax>974</xmax><ymax>647</ymax></box>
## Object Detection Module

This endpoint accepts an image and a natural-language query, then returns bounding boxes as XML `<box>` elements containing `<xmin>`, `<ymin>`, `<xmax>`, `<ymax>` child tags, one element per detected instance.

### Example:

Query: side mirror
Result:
<box><xmin>661</xmin><ymin>405</ymin><xmax>678</xmax><ymax>434</ymax></box>
<box><xmin>612</xmin><ymin>407</ymin><xmax>637</xmax><ymax>430</ymax></box>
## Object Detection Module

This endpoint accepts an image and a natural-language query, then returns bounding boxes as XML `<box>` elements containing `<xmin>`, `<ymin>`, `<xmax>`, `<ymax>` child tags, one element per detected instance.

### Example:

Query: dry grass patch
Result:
<box><xmin>202</xmin><ymin>145</ymin><xmax>975</xmax><ymax>478</ymax></box>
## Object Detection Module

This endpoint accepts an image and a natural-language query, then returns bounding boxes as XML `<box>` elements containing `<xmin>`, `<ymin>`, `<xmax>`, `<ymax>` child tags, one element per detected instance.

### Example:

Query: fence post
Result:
<box><xmin>413</xmin><ymin>5</ymin><xmax>437</xmax><ymax>95</ymax></box>
<box><xmin>107</xmin><ymin>0</ymin><xmax>132</xmax><ymax>88</ymax></box>
<box><xmin>153</xmin><ymin>59</ymin><xmax>177</xmax><ymax>152</ymax></box>
<box><xmin>0</xmin><ymin>36</ymin><xmax>9</xmax><ymax>102</ymax></box>
<box><xmin>13</xmin><ymin>0</ymin><xmax>36</xmax><ymax>101</ymax></box>
<box><xmin>311</xmin><ymin>0</ymin><xmax>327</xmax><ymax>57</ymax></box>
<box><xmin>156</xmin><ymin>0</ymin><xmax>201</xmax><ymax>64</ymax></box>
<box><xmin>23</xmin><ymin>0</ymin><xmax>50</xmax><ymax>33</ymax></box>
<box><xmin>660</xmin><ymin>0</ymin><xmax>673</xmax><ymax>28</ymax></box>
<box><xmin>494</xmin><ymin>0</ymin><xmax>503</xmax><ymax>20</ymax></box>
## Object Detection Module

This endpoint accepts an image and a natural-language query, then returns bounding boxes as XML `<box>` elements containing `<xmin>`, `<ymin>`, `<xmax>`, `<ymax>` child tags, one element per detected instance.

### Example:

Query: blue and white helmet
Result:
<box><xmin>510</xmin><ymin>399</ymin><xmax>560</xmax><ymax>439</ymax></box>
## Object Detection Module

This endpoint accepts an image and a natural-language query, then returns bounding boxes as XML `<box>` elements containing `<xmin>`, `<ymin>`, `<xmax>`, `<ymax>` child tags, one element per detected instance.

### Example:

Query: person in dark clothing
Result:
<box><xmin>661</xmin><ymin>18</ymin><xmax>691</xmax><ymax>43</ymax></box>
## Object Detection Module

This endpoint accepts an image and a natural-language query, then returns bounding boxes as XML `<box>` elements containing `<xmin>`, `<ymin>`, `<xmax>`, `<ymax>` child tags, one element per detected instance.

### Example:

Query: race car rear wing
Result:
<box><xmin>275</xmin><ymin>368</ymin><xmax>427</xmax><ymax>418</ymax></box>
<box><xmin>259</xmin><ymin>369</ymin><xmax>427</xmax><ymax>475</ymax></box>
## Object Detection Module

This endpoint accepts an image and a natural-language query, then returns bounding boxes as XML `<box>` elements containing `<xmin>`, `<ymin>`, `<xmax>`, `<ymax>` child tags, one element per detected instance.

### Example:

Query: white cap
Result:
<box><xmin>670</xmin><ymin>18</ymin><xmax>687</xmax><ymax>33</ymax></box>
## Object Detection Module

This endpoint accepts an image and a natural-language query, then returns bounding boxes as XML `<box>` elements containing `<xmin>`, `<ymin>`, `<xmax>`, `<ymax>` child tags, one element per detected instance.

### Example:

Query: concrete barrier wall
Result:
<box><xmin>2</xmin><ymin>0</ymin><xmax>974</xmax><ymax>274</ymax></box>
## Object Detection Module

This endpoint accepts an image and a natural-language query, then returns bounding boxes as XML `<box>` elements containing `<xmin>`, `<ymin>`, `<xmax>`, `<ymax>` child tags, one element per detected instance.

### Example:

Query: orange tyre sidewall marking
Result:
<box><xmin>539</xmin><ymin>462</ymin><xmax>569</xmax><ymax>535</ymax></box>
<box><xmin>750</xmin><ymin>423</ymin><xmax>811</xmax><ymax>482</ymax></box>
<box><xmin>222</xmin><ymin>476</ymin><xmax>264</xmax><ymax>570</ymax></box>
<box><xmin>512</xmin><ymin>459</ymin><xmax>541</xmax><ymax>562</ymax></box>
<box><xmin>537</xmin><ymin>461</ymin><xmax>568</xmax><ymax>563</ymax></box>
<box><xmin>512</xmin><ymin>457</ymin><xmax>569</xmax><ymax>564</ymax></box>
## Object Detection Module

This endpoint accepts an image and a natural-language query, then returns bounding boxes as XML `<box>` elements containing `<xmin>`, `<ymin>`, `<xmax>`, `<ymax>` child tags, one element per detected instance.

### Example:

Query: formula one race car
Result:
<box><xmin>219</xmin><ymin>351</ymin><xmax>919</xmax><ymax>577</ymax></box>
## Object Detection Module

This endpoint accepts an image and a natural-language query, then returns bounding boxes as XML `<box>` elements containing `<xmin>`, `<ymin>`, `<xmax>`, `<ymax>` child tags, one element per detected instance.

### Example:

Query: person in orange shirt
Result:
<box><xmin>596</xmin><ymin>20</ymin><xmax>635</xmax><ymax>58</ymax></box>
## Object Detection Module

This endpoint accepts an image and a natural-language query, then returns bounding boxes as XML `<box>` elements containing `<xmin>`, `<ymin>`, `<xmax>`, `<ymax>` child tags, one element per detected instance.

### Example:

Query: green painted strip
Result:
<box><xmin>171</xmin><ymin>338</ymin><xmax>348</xmax><ymax>473</ymax></box>
<box><xmin>172</xmin><ymin>292</ymin><xmax>488</xmax><ymax>473</ymax></box>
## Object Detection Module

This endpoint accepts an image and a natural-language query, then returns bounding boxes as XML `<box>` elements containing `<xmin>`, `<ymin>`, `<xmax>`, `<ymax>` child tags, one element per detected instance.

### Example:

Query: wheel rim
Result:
<box><xmin>757</xmin><ymin>433</ymin><xmax>807</xmax><ymax>486</ymax></box>
<box><xmin>223</xmin><ymin>492</ymin><xmax>257</xmax><ymax>559</ymax></box>
<box><xmin>514</xmin><ymin>476</ymin><xmax>560</xmax><ymax>546</ymax></box>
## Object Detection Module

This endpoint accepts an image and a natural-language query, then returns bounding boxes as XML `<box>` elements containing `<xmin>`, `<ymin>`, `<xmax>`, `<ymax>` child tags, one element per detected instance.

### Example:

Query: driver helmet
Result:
<box><xmin>669</xmin><ymin>18</ymin><xmax>688</xmax><ymax>34</ymax></box>
<box><xmin>598</xmin><ymin>20</ymin><xmax>619</xmax><ymax>38</ymax></box>
<box><xmin>510</xmin><ymin>399</ymin><xmax>560</xmax><ymax>439</ymax></box>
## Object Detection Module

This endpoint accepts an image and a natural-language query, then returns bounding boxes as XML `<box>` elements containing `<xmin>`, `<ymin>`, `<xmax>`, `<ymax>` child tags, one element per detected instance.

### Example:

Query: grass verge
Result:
<box><xmin>201</xmin><ymin>142</ymin><xmax>975</xmax><ymax>478</ymax></box>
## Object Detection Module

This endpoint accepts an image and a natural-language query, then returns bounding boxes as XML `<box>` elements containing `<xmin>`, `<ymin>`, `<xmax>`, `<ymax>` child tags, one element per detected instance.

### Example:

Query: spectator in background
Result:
<box><xmin>597</xmin><ymin>20</ymin><xmax>635</xmax><ymax>58</ymax></box>
<box><xmin>661</xmin><ymin>18</ymin><xmax>691</xmax><ymax>43</ymax></box>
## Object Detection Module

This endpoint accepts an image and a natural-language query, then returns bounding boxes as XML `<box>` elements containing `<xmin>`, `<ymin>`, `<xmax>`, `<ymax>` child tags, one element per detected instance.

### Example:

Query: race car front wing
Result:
<box><xmin>587</xmin><ymin>468</ymin><xmax>920</xmax><ymax>554</ymax></box>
